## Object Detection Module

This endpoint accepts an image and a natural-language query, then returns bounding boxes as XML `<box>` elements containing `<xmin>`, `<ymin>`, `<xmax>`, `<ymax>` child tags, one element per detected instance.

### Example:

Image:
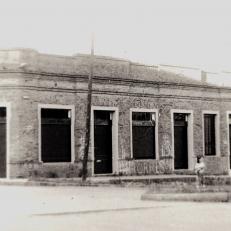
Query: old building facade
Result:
<box><xmin>0</xmin><ymin>49</ymin><xmax>230</xmax><ymax>178</ymax></box>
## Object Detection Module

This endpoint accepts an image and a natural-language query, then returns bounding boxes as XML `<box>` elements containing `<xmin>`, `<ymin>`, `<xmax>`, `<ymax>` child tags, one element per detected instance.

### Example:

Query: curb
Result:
<box><xmin>0</xmin><ymin>175</ymin><xmax>197</xmax><ymax>187</ymax></box>
<box><xmin>141</xmin><ymin>192</ymin><xmax>231</xmax><ymax>202</ymax></box>
<box><xmin>0</xmin><ymin>175</ymin><xmax>231</xmax><ymax>187</ymax></box>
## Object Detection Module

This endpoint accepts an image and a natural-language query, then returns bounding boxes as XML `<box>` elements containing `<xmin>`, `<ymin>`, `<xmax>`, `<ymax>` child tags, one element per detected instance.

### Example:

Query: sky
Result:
<box><xmin>0</xmin><ymin>0</ymin><xmax>231</xmax><ymax>72</ymax></box>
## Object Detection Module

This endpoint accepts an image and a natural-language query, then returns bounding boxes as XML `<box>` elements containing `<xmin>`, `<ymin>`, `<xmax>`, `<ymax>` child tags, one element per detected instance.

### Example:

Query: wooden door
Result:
<box><xmin>94</xmin><ymin>111</ymin><xmax>112</xmax><ymax>174</ymax></box>
<box><xmin>229</xmin><ymin>124</ymin><xmax>231</xmax><ymax>169</ymax></box>
<box><xmin>174</xmin><ymin>114</ymin><xmax>188</xmax><ymax>169</ymax></box>
<box><xmin>0</xmin><ymin>108</ymin><xmax>6</xmax><ymax>178</ymax></box>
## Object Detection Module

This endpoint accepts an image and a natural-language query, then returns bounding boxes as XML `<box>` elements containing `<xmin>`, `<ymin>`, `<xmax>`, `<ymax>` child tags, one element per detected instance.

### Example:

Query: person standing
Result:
<box><xmin>194</xmin><ymin>156</ymin><xmax>206</xmax><ymax>188</ymax></box>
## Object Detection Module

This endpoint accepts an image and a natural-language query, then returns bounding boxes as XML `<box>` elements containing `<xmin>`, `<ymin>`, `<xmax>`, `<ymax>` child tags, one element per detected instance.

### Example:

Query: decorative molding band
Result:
<box><xmin>0</xmin><ymin>69</ymin><xmax>229</xmax><ymax>91</ymax></box>
<box><xmin>0</xmin><ymin>85</ymin><xmax>229</xmax><ymax>102</ymax></box>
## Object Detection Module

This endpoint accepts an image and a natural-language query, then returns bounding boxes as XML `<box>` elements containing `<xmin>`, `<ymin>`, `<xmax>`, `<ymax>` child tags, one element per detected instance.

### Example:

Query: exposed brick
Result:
<box><xmin>0</xmin><ymin>49</ymin><xmax>230</xmax><ymax>178</ymax></box>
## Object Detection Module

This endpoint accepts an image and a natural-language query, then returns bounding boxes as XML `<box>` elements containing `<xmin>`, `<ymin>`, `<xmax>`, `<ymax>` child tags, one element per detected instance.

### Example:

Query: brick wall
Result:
<box><xmin>0</xmin><ymin>49</ymin><xmax>230</xmax><ymax>178</ymax></box>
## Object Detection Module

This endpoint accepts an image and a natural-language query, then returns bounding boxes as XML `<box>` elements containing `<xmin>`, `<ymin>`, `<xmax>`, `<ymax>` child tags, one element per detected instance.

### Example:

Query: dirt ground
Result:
<box><xmin>0</xmin><ymin>185</ymin><xmax>231</xmax><ymax>231</ymax></box>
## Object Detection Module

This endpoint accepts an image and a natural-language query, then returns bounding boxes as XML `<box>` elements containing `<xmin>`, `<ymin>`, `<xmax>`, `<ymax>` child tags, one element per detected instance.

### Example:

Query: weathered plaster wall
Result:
<box><xmin>0</xmin><ymin>49</ymin><xmax>230</xmax><ymax>177</ymax></box>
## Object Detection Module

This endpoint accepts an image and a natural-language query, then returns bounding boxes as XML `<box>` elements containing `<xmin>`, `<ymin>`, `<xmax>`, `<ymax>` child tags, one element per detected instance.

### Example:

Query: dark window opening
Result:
<box><xmin>41</xmin><ymin>108</ymin><xmax>69</xmax><ymax>119</ymax></box>
<box><xmin>132</xmin><ymin>112</ymin><xmax>155</xmax><ymax>121</ymax></box>
<box><xmin>174</xmin><ymin>113</ymin><xmax>187</xmax><ymax>122</ymax></box>
<box><xmin>41</xmin><ymin>108</ymin><xmax>71</xmax><ymax>162</ymax></box>
<box><xmin>0</xmin><ymin>107</ymin><xmax>6</xmax><ymax>123</ymax></box>
<box><xmin>204</xmin><ymin>114</ymin><xmax>216</xmax><ymax>156</ymax></box>
<box><xmin>174</xmin><ymin>113</ymin><xmax>188</xmax><ymax>126</ymax></box>
<box><xmin>94</xmin><ymin>111</ymin><xmax>112</xmax><ymax>125</ymax></box>
<box><xmin>132</xmin><ymin>112</ymin><xmax>155</xmax><ymax>159</ymax></box>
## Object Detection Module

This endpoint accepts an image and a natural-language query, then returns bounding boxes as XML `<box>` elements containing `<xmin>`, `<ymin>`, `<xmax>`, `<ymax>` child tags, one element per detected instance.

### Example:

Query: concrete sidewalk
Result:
<box><xmin>141</xmin><ymin>191</ymin><xmax>231</xmax><ymax>202</ymax></box>
<box><xmin>1</xmin><ymin>175</ymin><xmax>231</xmax><ymax>203</ymax></box>
<box><xmin>0</xmin><ymin>174</ymin><xmax>231</xmax><ymax>187</ymax></box>
<box><xmin>0</xmin><ymin>174</ymin><xmax>197</xmax><ymax>186</ymax></box>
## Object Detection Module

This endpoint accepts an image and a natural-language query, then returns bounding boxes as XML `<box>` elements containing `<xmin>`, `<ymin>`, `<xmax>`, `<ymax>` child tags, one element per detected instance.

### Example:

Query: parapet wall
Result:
<box><xmin>0</xmin><ymin>49</ymin><xmax>208</xmax><ymax>86</ymax></box>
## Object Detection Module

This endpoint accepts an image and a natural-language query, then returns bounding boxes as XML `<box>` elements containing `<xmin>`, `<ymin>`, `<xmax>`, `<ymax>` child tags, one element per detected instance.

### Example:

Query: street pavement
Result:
<box><xmin>0</xmin><ymin>185</ymin><xmax>231</xmax><ymax>231</ymax></box>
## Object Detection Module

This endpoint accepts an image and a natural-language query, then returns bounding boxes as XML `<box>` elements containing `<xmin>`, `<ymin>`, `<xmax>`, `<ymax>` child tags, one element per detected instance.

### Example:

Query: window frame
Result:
<box><xmin>38</xmin><ymin>104</ymin><xmax>75</xmax><ymax>164</ymax></box>
<box><xmin>226</xmin><ymin>111</ymin><xmax>231</xmax><ymax>170</ymax></box>
<box><xmin>171</xmin><ymin>109</ymin><xmax>194</xmax><ymax>170</ymax></box>
<box><xmin>0</xmin><ymin>102</ymin><xmax>10</xmax><ymax>179</ymax></box>
<box><xmin>130</xmin><ymin>108</ymin><xmax>158</xmax><ymax>160</ymax></box>
<box><xmin>91</xmin><ymin>106</ymin><xmax>119</xmax><ymax>175</ymax></box>
<box><xmin>202</xmin><ymin>111</ymin><xmax>220</xmax><ymax>157</ymax></box>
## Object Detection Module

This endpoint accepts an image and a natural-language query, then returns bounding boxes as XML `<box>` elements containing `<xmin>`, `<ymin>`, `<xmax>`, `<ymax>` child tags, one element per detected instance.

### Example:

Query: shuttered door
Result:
<box><xmin>94</xmin><ymin>111</ymin><xmax>112</xmax><ymax>174</ymax></box>
<box><xmin>174</xmin><ymin>114</ymin><xmax>188</xmax><ymax>169</ymax></box>
<box><xmin>0</xmin><ymin>108</ymin><xmax>6</xmax><ymax>178</ymax></box>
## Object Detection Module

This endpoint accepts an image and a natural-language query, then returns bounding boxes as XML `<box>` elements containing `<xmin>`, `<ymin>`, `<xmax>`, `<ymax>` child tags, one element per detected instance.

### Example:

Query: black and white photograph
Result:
<box><xmin>0</xmin><ymin>0</ymin><xmax>231</xmax><ymax>230</ymax></box>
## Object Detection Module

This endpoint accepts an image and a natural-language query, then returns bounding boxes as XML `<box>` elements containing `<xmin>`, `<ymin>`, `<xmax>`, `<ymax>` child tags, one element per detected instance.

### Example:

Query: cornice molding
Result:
<box><xmin>0</xmin><ymin>69</ymin><xmax>229</xmax><ymax>92</ymax></box>
<box><xmin>0</xmin><ymin>85</ymin><xmax>228</xmax><ymax>102</ymax></box>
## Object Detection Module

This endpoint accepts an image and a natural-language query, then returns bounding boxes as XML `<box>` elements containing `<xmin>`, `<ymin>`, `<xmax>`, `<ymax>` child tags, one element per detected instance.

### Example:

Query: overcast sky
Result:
<box><xmin>0</xmin><ymin>0</ymin><xmax>231</xmax><ymax>71</ymax></box>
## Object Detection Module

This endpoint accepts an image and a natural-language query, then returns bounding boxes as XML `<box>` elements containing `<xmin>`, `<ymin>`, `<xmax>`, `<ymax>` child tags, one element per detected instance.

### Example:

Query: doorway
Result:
<box><xmin>229</xmin><ymin>115</ymin><xmax>231</xmax><ymax>169</ymax></box>
<box><xmin>94</xmin><ymin>110</ymin><xmax>113</xmax><ymax>174</ymax></box>
<box><xmin>174</xmin><ymin>113</ymin><xmax>188</xmax><ymax>169</ymax></box>
<box><xmin>0</xmin><ymin>107</ymin><xmax>6</xmax><ymax>178</ymax></box>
